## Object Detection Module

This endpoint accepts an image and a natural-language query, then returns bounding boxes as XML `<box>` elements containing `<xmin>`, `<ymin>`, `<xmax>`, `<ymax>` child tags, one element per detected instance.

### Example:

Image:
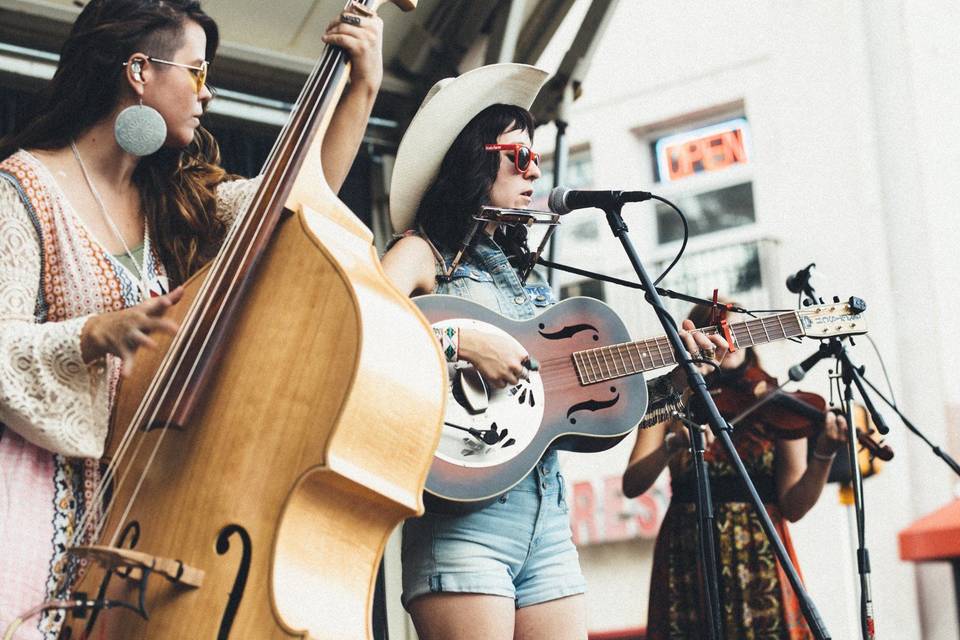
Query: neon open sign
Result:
<box><xmin>655</xmin><ymin>117</ymin><xmax>750</xmax><ymax>182</ymax></box>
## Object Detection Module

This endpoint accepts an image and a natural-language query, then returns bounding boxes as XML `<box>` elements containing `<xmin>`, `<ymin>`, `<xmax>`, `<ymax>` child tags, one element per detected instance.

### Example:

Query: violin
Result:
<box><xmin>710</xmin><ymin>364</ymin><xmax>893</xmax><ymax>461</ymax></box>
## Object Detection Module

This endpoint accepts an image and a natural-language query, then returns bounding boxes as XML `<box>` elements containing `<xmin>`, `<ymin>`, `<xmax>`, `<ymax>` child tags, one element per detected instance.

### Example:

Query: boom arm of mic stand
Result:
<box><xmin>859</xmin><ymin>373</ymin><xmax>960</xmax><ymax>477</ymax></box>
<box><xmin>534</xmin><ymin>256</ymin><xmax>751</xmax><ymax>312</ymax></box>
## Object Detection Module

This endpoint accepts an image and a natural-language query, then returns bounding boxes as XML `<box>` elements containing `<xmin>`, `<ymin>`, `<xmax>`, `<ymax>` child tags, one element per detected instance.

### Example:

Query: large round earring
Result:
<box><xmin>114</xmin><ymin>99</ymin><xmax>167</xmax><ymax>156</ymax></box>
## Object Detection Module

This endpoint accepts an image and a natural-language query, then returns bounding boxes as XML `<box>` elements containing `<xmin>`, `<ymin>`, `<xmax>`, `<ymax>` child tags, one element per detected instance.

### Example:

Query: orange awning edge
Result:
<box><xmin>898</xmin><ymin>499</ymin><xmax>960</xmax><ymax>562</ymax></box>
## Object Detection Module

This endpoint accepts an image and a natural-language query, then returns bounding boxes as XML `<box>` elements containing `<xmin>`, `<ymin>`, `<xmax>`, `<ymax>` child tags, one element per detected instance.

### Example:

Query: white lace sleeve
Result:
<box><xmin>215</xmin><ymin>175</ymin><xmax>263</xmax><ymax>231</ymax></box>
<box><xmin>0</xmin><ymin>179</ymin><xmax>109</xmax><ymax>458</ymax></box>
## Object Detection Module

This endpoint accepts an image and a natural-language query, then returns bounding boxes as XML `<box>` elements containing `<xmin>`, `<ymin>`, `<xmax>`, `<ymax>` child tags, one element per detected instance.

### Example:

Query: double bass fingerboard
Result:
<box><xmin>572</xmin><ymin>311</ymin><xmax>804</xmax><ymax>384</ymax></box>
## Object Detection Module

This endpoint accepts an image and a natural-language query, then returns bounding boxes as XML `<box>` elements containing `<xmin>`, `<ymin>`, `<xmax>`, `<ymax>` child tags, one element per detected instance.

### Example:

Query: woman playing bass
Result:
<box><xmin>0</xmin><ymin>1</ymin><xmax>383</xmax><ymax>637</ymax></box>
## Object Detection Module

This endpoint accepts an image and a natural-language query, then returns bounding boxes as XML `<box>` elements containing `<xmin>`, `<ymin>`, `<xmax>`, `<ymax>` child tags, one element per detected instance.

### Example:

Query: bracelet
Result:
<box><xmin>811</xmin><ymin>449</ymin><xmax>836</xmax><ymax>462</ymax></box>
<box><xmin>433</xmin><ymin>325</ymin><xmax>459</xmax><ymax>363</ymax></box>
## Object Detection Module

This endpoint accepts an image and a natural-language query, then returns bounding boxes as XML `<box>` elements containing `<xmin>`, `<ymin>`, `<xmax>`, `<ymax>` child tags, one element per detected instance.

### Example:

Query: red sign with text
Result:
<box><xmin>655</xmin><ymin>118</ymin><xmax>750</xmax><ymax>182</ymax></box>
<box><xmin>569</xmin><ymin>475</ymin><xmax>671</xmax><ymax>546</ymax></box>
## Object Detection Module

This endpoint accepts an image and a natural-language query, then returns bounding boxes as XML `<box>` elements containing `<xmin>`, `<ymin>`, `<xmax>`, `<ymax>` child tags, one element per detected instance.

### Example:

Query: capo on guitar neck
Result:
<box><xmin>708</xmin><ymin>289</ymin><xmax>737</xmax><ymax>352</ymax></box>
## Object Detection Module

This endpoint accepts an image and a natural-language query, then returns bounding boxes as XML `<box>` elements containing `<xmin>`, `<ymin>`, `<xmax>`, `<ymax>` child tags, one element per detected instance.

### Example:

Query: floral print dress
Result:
<box><xmin>646</xmin><ymin>424</ymin><xmax>812</xmax><ymax>640</ymax></box>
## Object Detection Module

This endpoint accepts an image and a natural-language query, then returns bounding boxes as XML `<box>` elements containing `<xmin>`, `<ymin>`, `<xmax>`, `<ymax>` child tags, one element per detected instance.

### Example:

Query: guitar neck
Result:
<box><xmin>572</xmin><ymin>310</ymin><xmax>804</xmax><ymax>384</ymax></box>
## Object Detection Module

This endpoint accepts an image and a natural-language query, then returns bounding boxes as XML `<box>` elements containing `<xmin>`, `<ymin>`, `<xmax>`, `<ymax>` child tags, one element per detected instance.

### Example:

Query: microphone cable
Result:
<box><xmin>649</xmin><ymin>194</ymin><xmax>689</xmax><ymax>285</ymax></box>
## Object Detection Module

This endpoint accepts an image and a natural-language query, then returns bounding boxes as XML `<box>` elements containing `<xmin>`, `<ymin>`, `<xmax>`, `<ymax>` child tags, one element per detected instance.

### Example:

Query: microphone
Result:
<box><xmin>548</xmin><ymin>186</ymin><xmax>653</xmax><ymax>215</ymax></box>
<box><xmin>785</xmin><ymin>263</ymin><xmax>816</xmax><ymax>294</ymax></box>
<box><xmin>788</xmin><ymin>347</ymin><xmax>830</xmax><ymax>382</ymax></box>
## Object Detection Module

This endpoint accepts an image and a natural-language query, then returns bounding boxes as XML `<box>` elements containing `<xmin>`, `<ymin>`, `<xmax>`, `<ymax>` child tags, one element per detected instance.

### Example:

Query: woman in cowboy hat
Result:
<box><xmin>382</xmin><ymin>62</ymin><xmax>728</xmax><ymax>640</ymax></box>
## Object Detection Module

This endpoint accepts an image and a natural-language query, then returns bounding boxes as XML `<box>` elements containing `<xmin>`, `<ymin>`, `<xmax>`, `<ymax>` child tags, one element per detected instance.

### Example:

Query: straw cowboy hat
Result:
<box><xmin>389</xmin><ymin>62</ymin><xmax>550</xmax><ymax>233</ymax></box>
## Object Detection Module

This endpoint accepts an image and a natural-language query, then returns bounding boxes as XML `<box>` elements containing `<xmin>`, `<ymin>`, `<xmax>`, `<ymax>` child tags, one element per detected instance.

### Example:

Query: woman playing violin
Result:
<box><xmin>0</xmin><ymin>1</ymin><xmax>383</xmax><ymax>637</ymax></box>
<box><xmin>622</xmin><ymin>304</ymin><xmax>848</xmax><ymax>640</ymax></box>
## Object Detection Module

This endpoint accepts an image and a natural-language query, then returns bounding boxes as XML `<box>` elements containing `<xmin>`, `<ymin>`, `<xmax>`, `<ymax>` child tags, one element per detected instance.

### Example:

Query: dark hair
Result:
<box><xmin>415</xmin><ymin>103</ymin><xmax>536</xmax><ymax>259</ymax></box>
<box><xmin>0</xmin><ymin>0</ymin><xmax>228</xmax><ymax>285</ymax></box>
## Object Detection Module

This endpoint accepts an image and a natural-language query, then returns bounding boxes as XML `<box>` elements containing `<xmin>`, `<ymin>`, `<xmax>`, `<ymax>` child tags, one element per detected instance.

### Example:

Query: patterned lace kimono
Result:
<box><xmin>0</xmin><ymin>150</ymin><xmax>256</xmax><ymax>639</ymax></box>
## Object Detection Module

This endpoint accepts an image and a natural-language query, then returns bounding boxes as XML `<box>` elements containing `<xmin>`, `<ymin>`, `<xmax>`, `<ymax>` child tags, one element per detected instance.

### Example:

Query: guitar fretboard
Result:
<box><xmin>572</xmin><ymin>311</ymin><xmax>804</xmax><ymax>384</ymax></box>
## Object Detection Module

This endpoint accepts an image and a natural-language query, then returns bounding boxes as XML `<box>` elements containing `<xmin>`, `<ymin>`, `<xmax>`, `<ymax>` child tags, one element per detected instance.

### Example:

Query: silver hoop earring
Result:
<box><xmin>114</xmin><ymin>100</ymin><xmax>167</xmax><ymax>156</ymax></box>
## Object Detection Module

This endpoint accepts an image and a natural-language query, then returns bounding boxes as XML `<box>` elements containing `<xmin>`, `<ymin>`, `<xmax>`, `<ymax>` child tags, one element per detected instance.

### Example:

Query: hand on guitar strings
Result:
<box><xmin>458</xmin><ymin>328</ymin><xmax>531</xmax><ymax>388</ymax></box>
<box><xmin>670</xmin><ymin>319</ymin><xmax>730</xmax><ymax>389</ymax></box>
<box><xmin>79</xmin><ymin>286</ymin><xmax>184</xmax><ymax>377</ymax></box>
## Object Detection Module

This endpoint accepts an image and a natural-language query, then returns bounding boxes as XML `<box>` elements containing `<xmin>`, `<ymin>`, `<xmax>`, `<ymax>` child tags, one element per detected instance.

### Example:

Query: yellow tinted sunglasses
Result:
<box><xmin>129</xmin><ymin>57</ymin><xmax>209</xmax><ymax>95</ymax></box>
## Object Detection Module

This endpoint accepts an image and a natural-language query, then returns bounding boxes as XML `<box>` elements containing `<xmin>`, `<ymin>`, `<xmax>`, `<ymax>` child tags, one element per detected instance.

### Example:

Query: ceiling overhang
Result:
<box><xmin>0</xmin><ymin>0</ymin><xmax>611</xmax><ymax>148</ymax></box>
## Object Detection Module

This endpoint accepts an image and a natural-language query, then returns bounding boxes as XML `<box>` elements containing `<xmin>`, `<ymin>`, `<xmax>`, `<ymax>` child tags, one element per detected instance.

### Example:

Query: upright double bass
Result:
<box><xmin>62</xmin><ymin>1</ymin><xmax>445</xmax><ymax>637</ymax></box>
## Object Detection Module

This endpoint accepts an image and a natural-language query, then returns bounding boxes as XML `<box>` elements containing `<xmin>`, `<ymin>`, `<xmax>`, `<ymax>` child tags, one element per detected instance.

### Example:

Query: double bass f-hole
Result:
<box><xmin>215</xmin><ymin>525</ymin><xmax>252</xmax><ymax>640</ymax></box>
<box><xmin>74</xmin><ymin>522</ymin><xmax>253</xmax><ymax>639</ymax></box>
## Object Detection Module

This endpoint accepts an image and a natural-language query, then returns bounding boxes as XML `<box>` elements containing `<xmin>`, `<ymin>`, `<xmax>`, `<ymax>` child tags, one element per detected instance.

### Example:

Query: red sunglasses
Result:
<box><xmin>484</xmin><ymin>143</ymin><xmax>541</xmax><ymax>175</ymax></box>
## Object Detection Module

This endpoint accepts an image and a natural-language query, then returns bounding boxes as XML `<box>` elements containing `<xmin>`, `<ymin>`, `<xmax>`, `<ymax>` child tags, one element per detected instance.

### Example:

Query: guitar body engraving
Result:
<box><xmin>537</xmin><ymin>323</ymin><xmax>599</xmax><ymax>341</ymax></box>
<box><xmin>566</xmin><ymin>388</ymin><xmax>621</xmax><ymax>423</ymax></box>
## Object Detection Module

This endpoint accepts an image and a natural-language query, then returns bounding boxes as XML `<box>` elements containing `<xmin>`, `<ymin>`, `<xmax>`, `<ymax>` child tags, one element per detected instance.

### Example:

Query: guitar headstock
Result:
<box><xmin>798</xmin><ymin>297</ymin><xmax>868</xmax><ymax>338</ymax></box>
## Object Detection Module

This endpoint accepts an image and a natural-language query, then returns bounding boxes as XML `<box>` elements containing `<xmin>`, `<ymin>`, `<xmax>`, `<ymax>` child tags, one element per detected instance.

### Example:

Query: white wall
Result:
<box><xmin>541</xmin><ymin>1</ymin><xmax>960</xmax><ymax>637</ymax></box>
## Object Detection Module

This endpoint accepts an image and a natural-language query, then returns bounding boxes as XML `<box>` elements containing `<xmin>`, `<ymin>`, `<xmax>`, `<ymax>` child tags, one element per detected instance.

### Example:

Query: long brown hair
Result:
<box><xmin>0</xmin><ymin>0</ymin><xmax>230</xmax><ymax>285</ymax></box>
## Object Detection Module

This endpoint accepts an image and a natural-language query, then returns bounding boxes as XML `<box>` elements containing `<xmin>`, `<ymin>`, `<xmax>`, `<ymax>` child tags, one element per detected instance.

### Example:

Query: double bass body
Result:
<box><xmin>67</xmin><ymin>196</ymin><xmax>445</xmax><ymax>639</ymax></box>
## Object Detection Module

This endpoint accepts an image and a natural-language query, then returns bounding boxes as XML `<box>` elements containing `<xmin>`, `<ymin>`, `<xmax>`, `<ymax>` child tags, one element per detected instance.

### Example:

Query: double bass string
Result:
<box><xmin>256</xmin><ymin>0</ymin><xmax>362</xmax><ymax>175</ymax></box>
<box><xmin>72</xmin><ymin>35</ymin><xmax>348</xmax><ymax>550</ymax></box>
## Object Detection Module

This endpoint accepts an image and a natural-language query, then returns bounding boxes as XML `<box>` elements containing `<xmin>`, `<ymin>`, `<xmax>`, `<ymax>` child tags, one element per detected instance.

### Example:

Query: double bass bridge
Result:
<box><xmin>66</xmin><ymin>545</ymin><xmax>204</xmax><ymax>623</ymax></box>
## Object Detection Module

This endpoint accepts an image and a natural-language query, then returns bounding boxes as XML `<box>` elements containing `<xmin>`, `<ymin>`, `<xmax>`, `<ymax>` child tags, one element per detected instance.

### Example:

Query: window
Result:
<box><xmin>638</xmin><ymin>114</ymin><xmax>779</xmax><ymax>322</ymax></box>
<box><xmin>652</xmin><ymin>238</ymin><xmax>778</xmax><ymax>320</ymax></box>
<box><xmin>655</xmin><ymin>182</ymin><xmax>754</xmax><ymax>243</ymax></box>
<box><xmin>560</xmin><ymin>278</ymin><xmax>605</xmax><ymax>302</ymax></box>
<box><xmin>649</xmin><ymin>117</ymin><xmax>755</xmax><ymax>245</ymax></box>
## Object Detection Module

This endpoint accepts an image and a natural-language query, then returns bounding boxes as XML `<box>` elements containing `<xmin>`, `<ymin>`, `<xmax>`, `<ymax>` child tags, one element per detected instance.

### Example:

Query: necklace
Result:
<box><xmin>70</xmin><ymin>140</ymin><xmax>151</xmax><ymax>299</ymax></box>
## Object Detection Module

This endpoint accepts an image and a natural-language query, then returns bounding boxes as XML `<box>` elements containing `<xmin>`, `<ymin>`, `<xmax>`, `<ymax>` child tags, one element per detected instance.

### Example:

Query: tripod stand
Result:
<box><xmin>791</xmin><ymin>277</ymin><xmax>893</xmax><ymax>639</ymax></box>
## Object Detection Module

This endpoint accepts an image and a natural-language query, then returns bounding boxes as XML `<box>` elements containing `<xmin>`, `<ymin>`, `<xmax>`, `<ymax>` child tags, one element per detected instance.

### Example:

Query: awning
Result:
<box><xmin>898</xmin><ymin>499</ymin><xmax>960</xmax><ymax>562</ymax></box>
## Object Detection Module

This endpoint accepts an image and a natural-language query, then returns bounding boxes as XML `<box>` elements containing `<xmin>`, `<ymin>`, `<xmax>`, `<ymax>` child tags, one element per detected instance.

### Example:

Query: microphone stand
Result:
<box><xmin>599</xmin><ymin>202</ymin><xmax>831</xmax><ymax>640</ymax></box>
<box><xmin>533</xmin><ymin>256</ymin><xmax>754</xmax><ymax>313</ymax></box>
<box><xmin>797</xmin><ymin>286</ymin><xmax>883</xmax><ymax>640</ymax></box>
